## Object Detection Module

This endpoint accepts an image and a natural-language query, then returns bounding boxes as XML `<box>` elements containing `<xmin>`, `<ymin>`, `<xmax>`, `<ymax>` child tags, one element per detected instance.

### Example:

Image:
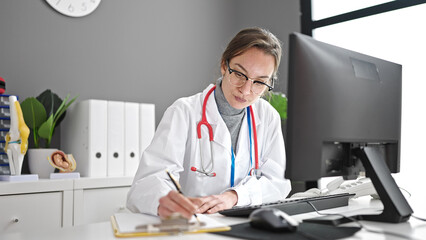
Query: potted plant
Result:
<box><xmin>21</xmin><ymin>89</ymin><xmax>78</xmax><ymax>178</ymax></box>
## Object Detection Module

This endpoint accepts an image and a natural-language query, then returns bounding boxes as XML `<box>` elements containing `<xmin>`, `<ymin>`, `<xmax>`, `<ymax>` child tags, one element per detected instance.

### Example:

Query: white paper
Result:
<box><xmin>113</xmin><ymin>213</ymin><xmax>228</xmax><ymax>234</ymax></box>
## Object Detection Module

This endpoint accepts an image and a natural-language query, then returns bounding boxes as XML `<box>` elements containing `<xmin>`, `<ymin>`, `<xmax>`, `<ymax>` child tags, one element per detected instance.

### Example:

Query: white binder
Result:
<box><xmin>139</xmin><ymin>104</ymin><xmax>155</xmax><ymax>158</ymax></box>
<box><xmin>124</xmin><ymin>102</ymin><xmax>140</xmax><ymax>177</ymax></box>
<box><xmin>61</xmin><ymin>99</ymin><xmax>108</xmax><ymax>177</ymax></box>
<box><xmin>107</xmin><ymin>101</ymin><xmax>125</xmax><ymax>176</ymax></box>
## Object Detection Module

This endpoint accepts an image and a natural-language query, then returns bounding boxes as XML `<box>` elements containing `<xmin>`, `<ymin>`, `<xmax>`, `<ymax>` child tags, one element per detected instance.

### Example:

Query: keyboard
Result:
<box><xmin>218</xmin><ymin>193</ymin><xmax>354</xmax><ymax>217</ymax></box>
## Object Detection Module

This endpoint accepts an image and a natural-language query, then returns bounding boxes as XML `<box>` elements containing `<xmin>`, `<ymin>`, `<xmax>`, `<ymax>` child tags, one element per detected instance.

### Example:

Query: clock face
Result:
<box><xmin>46</xmin><ymin>0</ymin><xmax>101</xmax><ymax>18</ymax></box>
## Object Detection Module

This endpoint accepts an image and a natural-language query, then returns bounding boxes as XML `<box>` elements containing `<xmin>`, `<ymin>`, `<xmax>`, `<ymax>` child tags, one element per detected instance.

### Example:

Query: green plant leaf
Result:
<box><xmin>53</xmin><ymin>94</ymin><xmax>78</xmax><ymax>126</ymax></box>
<box><xmin>38</xmin><ymin>114</ymin><xmax>54</xmax><ymax>140</ymax></box>
<box><xmin>20</xmin><ymin>97</ymin><xmax>47</xmax><ymax>129</ymax></box>
<box><xmin>37</xmin><ymin>89</ymin><xmax>63</xmax><ymax>116</ymax></box>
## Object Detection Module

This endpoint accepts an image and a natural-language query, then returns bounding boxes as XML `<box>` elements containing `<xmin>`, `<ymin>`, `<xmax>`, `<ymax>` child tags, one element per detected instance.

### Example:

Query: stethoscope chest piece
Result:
<box><xmin>254</xmin><ymin>169</ymin><xmax>261</xmax><ymax>179</ymax></box>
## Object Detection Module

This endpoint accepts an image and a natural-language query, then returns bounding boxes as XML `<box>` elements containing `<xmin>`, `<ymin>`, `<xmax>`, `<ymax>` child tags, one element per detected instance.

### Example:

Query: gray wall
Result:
<box><xmin>0</xmin><ymin>0</ymin><xmax>300</xmax><ymax>128</ymax></box>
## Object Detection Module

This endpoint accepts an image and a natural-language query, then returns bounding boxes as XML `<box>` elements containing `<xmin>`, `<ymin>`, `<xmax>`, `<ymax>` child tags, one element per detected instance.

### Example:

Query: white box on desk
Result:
<box><xmin>61</xmin><ymin>99</ymin><xmax>108</xmax><ymax>177</ymax></box>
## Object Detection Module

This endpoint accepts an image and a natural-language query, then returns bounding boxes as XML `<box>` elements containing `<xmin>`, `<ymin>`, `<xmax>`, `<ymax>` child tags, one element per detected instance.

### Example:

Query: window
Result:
<box><xmin>312</xmin><ymin>0</ymin><xmax>393</xmax><ymax>21</ymax></box>
<box><xmin>309</xmin><ymin>2</ymin><xmax>426</xmax><ymax>198</ymax></box>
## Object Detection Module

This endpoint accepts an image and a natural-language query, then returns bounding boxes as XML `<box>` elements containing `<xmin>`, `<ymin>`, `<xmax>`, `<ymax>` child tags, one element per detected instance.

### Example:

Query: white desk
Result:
<box><xmin>1</xmin><ymin>197</ymin><xmax>425</xmax><ymax>240</ymax></box>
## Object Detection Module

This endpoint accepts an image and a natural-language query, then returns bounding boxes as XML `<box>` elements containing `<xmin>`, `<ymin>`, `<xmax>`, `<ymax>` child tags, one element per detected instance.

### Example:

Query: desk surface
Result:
<box><xmin>1</xmin><ymin>197</ymin><xmax>425</xmax><ymax>240</ymax></box>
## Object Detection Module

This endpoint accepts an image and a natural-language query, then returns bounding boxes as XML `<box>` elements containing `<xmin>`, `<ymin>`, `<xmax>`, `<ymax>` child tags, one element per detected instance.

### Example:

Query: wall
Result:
<box><xmin>0</xmin><ymin>0</ymin><xmax>300</xmax><ymax>128</ymax></box>
<box><xmin>0</xmin><ymin>0</ymin><xmax>299</xmax><ymax>174</ymax></box>
<box><xmin>235</xmin><ymin>0</ymin><xmax>300</xmax><ymax>94</ymax></box>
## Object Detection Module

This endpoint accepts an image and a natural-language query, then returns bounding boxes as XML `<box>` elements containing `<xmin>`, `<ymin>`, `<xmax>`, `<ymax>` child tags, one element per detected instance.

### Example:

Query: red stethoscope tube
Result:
<box><xmin>191</xmin><ymin>85</ymin><xmax>259</xmax><ymax>177</ymax></box>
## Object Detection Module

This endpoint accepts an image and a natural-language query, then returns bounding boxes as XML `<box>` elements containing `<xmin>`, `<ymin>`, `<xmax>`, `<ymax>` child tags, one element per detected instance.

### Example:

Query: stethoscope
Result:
<box><xmin>190</xmin><ymin>85</ymin><xmax>260</xmax><ymax>187</ymax></box>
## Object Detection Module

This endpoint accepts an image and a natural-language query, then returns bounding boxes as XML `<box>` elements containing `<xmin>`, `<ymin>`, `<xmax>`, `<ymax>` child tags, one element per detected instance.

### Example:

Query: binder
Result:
<box><xmin>110</xmin><ymin>213</ymin><xmax>230</xmax><ymax>237</ymax></box>
<box><xmin>139</xmin><ymin>103</ymin><xmax>155</xmax><ymax>158</ymax></box>
<box><xmin>61</xmin><ymin>100</ymin><xmax>108</xmax><ymax>177</ymax></box>
<box><xmin>61</xmin><ymin>100</ymin><xmax>155</xmax><ymax>177</ymax></box>
<box><xmin>124</xmin><ymin>102</ymin><xmax>140</xmax><ymax>177</ymax></box>
<box><xmin>107</xmin><ymin>101</ymin><xmax>125</xmax><ymax>177</ymax></box>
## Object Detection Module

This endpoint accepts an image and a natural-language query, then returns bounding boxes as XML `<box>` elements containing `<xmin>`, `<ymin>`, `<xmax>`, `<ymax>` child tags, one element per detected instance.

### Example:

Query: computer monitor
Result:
<box><xmin>286</xmin><ymin>32</ymin><xmax>412</xmax><ymax>223</ymax></box>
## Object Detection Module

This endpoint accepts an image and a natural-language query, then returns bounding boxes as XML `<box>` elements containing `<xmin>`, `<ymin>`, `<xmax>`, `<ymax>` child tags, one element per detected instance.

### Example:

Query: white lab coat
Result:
<box><xmin>127</xmin><ymin>84</ymin><xmax>291</xmax><ymax>216</ymax></box>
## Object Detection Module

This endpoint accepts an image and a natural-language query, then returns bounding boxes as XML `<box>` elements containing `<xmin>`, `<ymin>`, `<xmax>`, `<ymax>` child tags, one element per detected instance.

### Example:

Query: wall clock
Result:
<box><xmin>46</xmin><ymin>0</ymin><xmax>101</xmax><ymax>18</ymax></box>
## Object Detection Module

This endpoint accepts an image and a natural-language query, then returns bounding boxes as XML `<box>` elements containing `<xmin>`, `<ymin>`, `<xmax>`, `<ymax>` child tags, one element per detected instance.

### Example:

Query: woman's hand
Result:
<box><xmin>158</xmin><ymin>190</ymin><xmax>198</xmax><ymax>219</ymax></box>
<box><xmin>193</xmin><ymin>191</ymin><xmax>238</xmax><ymax>214</ymax></box>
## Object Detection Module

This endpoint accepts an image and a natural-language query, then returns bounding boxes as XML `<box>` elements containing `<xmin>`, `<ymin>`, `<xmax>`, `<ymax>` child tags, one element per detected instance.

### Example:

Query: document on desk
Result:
<box><xmin>111</xmin><ymin>213</ymin><xmax>231</xmax><ymax>237</ymax></box>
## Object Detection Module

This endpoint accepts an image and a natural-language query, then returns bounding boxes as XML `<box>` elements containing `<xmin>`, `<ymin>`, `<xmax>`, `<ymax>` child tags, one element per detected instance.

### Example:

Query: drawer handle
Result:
<box><xmin>12</xmin><ymin>217</ymin><xmax>19</xmax><ymax>223</ymax></box>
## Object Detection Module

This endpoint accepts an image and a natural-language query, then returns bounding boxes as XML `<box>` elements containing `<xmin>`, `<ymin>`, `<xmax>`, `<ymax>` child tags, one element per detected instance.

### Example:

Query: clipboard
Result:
<box><xmin>111</xmin><ymin>213</ymin><xmax>231</xmax><ymax>238</ymax></box>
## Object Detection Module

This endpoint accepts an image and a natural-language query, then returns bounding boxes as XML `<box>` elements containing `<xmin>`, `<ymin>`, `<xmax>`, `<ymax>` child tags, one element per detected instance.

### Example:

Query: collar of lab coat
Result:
<box><xmin>201</xmin><ymin>84</ymin><xmax>262</xmax><ymax>152</ymax></box>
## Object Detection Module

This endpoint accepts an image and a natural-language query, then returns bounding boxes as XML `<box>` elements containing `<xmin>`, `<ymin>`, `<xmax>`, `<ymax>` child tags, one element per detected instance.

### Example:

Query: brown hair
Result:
<box><xmin>221</xmin><ymin>27</ymin><xmax>282</xmax><ymax>79</ymax></box>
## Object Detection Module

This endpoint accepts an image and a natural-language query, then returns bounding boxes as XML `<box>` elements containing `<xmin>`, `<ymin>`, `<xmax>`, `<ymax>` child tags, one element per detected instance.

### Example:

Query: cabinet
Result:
<box><xmin>73</xmin><ymin>177</ymin><xmax>132</xmax><ymax>225</ymax></box>
<box><xmin>0</xmin><ymin>179</ymin><xmax>73</xmax><ymax>233</ymax></box>
<box><xmin>0</xmin><ymin>177</ymin><xmax>133</xmax><ymax>233</ymax></box>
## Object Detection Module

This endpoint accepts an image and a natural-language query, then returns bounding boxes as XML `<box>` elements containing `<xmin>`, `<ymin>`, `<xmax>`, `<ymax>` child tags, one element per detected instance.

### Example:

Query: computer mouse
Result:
<box><xmin>249</xmin><ymin>208</ymin><xmax>298</xmax><ymax>232</ymax></box>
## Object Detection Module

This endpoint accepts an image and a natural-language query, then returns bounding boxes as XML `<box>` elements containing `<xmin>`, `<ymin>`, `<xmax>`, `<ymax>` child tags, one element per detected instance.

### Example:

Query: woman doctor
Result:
<box><xmin>127</xmin><ymin>27</ymin><xmax>291</xmax><ymax>219</ymax></box>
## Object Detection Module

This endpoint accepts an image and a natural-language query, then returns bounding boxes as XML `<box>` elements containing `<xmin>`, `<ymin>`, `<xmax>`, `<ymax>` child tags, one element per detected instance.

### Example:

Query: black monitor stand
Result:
<box><xmin>353</xmin><ymin>146</ymin><xmax>413</xmax><ymax>223</ymax></box>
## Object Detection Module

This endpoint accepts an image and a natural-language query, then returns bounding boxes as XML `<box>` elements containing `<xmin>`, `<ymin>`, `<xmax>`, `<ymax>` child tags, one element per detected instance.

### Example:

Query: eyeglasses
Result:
<box><xmin>226</xmin><ymin>60</ymin><xmax>274</xmax><ymax>95</ymax></box>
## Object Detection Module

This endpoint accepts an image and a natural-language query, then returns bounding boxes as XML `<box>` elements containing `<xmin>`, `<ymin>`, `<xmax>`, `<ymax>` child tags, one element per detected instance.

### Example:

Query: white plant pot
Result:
<box><xmin>27</xmin><ymin>148</ymin><xmax>57</xmax><ymax>179</ymax></box>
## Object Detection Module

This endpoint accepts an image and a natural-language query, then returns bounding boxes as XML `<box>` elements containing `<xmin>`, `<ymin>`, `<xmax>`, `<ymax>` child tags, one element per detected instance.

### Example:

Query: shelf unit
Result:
<box><xmin>0</xmin><ymin>176</ymin><xmax>133</xmax><ymax>233</ymax></box>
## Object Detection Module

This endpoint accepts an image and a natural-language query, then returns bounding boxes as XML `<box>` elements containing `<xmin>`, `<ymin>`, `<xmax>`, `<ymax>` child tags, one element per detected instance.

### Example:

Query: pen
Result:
<box><xmin>165</xmin><ymin>170</ymin><xmax>200</xmax><ymax>223</ymax></box>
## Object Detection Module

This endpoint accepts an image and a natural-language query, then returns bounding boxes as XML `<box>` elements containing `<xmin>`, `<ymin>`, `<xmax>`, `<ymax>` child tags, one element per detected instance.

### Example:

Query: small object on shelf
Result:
<box><xmin>48</xmin><ymin>150</ymin><xmax>80</xmax><ymax>179</ymax></box>
<box><xmin>4</xmin><ymin>96</ymin><xmax>29</xmax><ymax>176</ymax></box>
<box><xmin>48</xmin><ymin>150</ymin><xmax>77</xmax><ymax>173</ymax></box>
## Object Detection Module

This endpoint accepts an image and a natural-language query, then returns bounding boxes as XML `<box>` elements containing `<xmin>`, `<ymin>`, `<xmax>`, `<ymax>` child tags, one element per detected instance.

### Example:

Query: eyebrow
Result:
<box><xmin>234</xmin><ymin>63</ymin><xmax>271</xmax><ymax>79</ymax></box>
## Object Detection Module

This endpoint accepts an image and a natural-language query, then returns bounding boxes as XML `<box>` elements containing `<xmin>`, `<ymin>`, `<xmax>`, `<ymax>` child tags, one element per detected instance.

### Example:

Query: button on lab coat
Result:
<box><xmin>127</xmin><ymin>84</ymin><xmax>291</xmax><ymax>216</ymax></box>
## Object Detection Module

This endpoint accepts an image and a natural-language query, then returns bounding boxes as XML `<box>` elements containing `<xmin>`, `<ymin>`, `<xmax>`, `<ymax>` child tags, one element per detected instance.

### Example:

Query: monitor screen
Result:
<box><xmin>286</xmin><ymin>32</ymin><xmax>402</xmax><ymax>182</ymax></box>
<box><xmin>285</xmin><ymin>33</ymin><xmax>412</xmax><ymax>223</ymax></box>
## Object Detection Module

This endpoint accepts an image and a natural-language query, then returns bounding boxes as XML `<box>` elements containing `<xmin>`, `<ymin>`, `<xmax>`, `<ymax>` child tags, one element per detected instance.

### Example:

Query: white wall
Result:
<box><xmin>0</xmin><ymin>0</ymin><xmax>300</xmax><ymax>173</ymax></box>
<box><xmin>0</xmin><ymin>0</ymin><xmax>299</xmax><ymax>126</ymax></box>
